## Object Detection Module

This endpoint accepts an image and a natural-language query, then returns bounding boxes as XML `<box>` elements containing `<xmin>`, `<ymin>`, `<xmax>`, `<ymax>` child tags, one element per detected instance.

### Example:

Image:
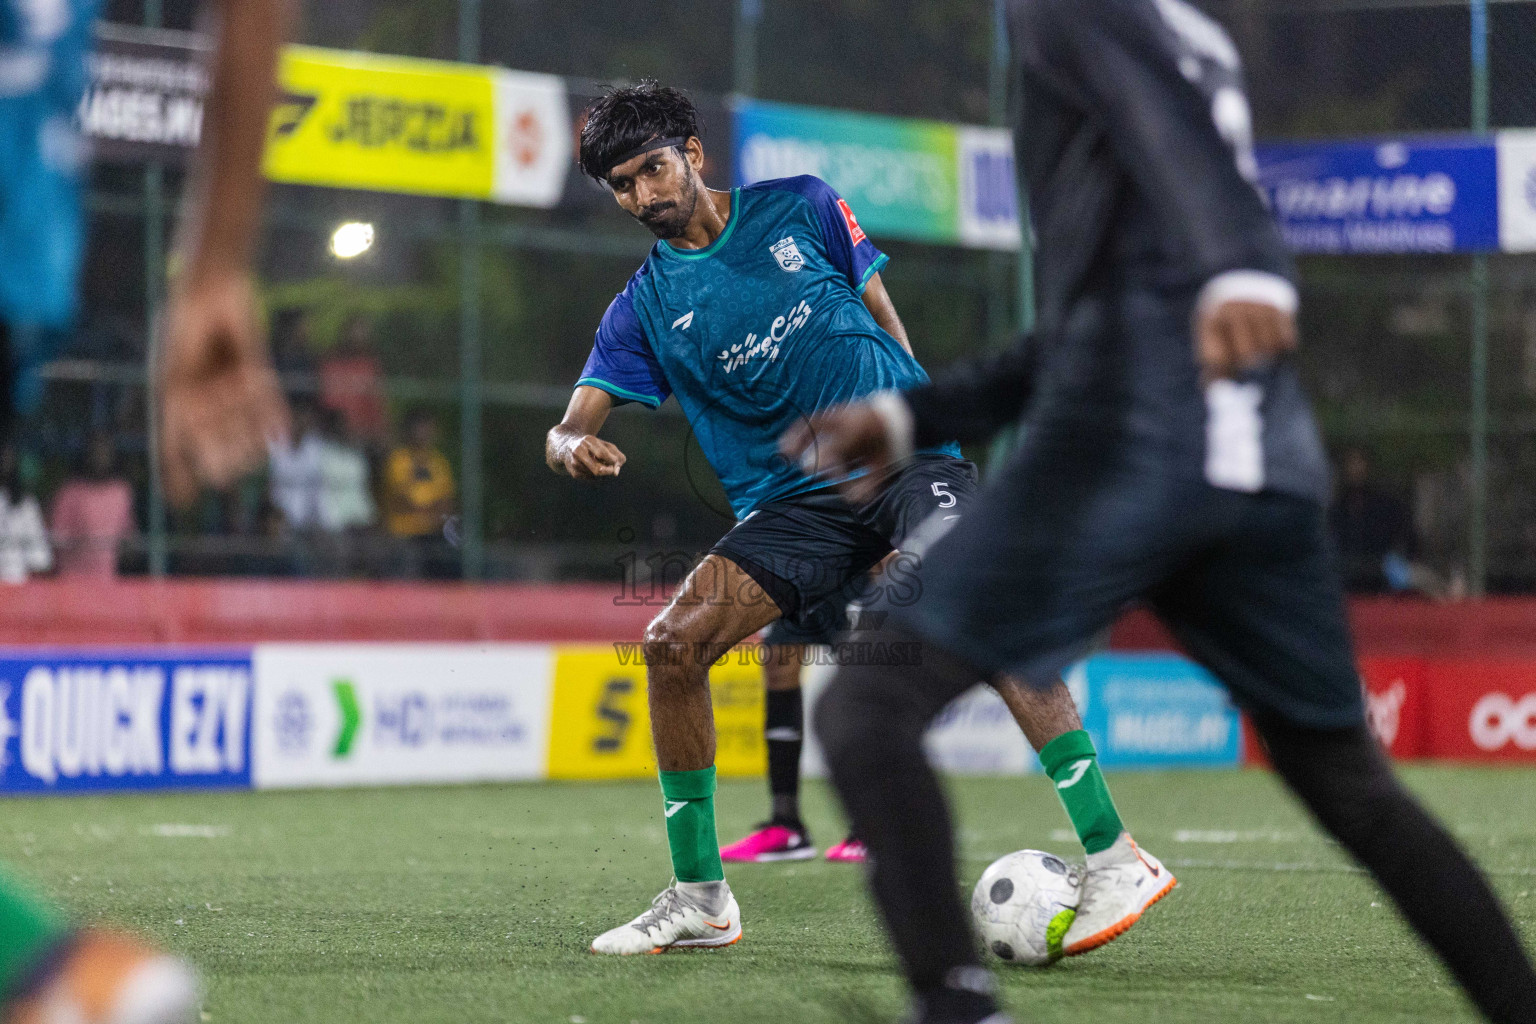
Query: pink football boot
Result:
<box><xmin>824</xmin><ymin>836</ymin><xmax>868</xmax><ymax>863</ymax></box>
<box><xmin>720</xmin><ymin>822</ymin><xmax>816</xmax><ymax>863</ymax></box>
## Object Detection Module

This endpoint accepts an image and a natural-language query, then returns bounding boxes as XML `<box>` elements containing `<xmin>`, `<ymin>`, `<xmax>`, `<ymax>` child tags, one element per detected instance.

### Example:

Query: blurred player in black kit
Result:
<box><xmin>782</xmin><ymin>0</ymin><xmax>1536</xmax><ymax>1022</ymax></box>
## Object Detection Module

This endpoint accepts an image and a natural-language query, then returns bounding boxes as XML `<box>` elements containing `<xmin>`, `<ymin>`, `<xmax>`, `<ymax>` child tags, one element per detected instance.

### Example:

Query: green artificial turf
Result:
<box><xmin>1</xmin><ymin>767</ymin><xmax>1533</xmax><ymax>1023</ymax></box>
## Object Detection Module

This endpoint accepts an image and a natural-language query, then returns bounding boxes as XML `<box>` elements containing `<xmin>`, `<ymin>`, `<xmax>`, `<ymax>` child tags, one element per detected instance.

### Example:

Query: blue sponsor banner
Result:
<box><xmin>1256</xmin><ymin>136</ymin><xmax>1498</xmax><ymax>254</ymax></box>
<box><xmin>0</xmin><ymin>650</ymin><xmax>253</xmax><ymax>794</ymax></box>
<box><xmin>1076</xmin><ymin>655</ymin><xmax>1240</xmax><ymax>770</ymax></box>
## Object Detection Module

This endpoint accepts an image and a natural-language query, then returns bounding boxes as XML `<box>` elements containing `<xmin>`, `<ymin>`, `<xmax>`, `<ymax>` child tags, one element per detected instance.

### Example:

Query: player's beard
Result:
<box><xmin>637</xmin><ymin>172</ymin><xmax>700</xmax><ymax>240</ymax></box>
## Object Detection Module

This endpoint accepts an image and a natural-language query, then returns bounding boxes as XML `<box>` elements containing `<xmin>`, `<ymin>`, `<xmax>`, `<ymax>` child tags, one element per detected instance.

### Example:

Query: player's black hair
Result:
<box><xmin>578</xmin><ymin>81</ymin><xmax>701</xmax><ymax>184</ymax></box>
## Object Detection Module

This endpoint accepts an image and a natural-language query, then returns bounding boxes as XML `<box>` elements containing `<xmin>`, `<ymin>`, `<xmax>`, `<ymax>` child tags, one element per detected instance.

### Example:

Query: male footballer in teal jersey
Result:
<box><xmin>0</xmin><ymin>1</ymin><xmax>290</xmax><ymax>1021</ymax></box>
<box><xmin>547</xmin><ymin>83</ymin><xmax>1173</xmax><ymax>956</ymax></box>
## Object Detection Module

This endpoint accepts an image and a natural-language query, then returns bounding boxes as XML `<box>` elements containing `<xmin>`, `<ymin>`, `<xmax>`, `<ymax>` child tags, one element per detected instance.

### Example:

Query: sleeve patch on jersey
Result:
<box><xmin>838</xmin><ymin>198</ymin><xmax>868</xmax><ymax>246</ymax></box>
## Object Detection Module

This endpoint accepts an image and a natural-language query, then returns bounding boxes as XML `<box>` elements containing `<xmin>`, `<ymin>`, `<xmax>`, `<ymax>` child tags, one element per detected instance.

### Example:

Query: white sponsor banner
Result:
<box><xmin>1497</xmin><ymin>129</ymin><xmax>1536</xmax><ymax>253</ymax></box>
<box><xmin>490</xmin><ymin>70</ymin><xmax>570</xmax><ymax>210</ymax></box>
<box><xmin>957</xmin><ymin>125</ymin><xmax>1023</xmax><ymax>251</ymax></box>
<box><xmin>252</xmin><ymin>644</ymin><xmax>553</xmax><ymax>789</ymax></box>
<box><xmin>799</xmin><ymin>661</ymin><xmax>1051</xmax><ymax>778</ymax></box>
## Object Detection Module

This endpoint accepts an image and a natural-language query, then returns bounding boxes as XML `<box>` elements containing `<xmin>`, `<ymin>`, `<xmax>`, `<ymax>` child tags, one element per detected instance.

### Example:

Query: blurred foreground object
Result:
<box><xmin>155</xmin><ymin>0</ymin><xmax>294</xmax><ymax>509</ymax></box>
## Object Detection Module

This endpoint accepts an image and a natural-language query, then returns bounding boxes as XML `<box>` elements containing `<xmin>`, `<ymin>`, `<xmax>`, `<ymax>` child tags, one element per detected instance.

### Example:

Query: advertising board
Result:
<box><xmin>802</xmin><ymin>653</ymin><xmax>1241</xmax><ymax>777</ymax></box>
<box><xmin>1075</xmin><ymin>655</ymin><xmax>1242</xmax><ymax>770</ymax></box>
<box><xmin>81</xmin><ymin>25</ymin><xmax>207</xmax><ymax>165</ymax></box>
<box><xmin>734</xmin><ymin>99</ymin><xmax>1021</xmax><ymax>250</ymax></box>
<box><xmin>83</xmin><ymin>28</ymin><xmax>573</xmax><ymax>210</ymax></box>
<box><xmin>1361</xmin><ymin>657</ymin><xmax>1427</xmax><ymax>758</ymax></box>
<box><xmin>1255</xmin><ymin>137</ymin><xmax>1499</xmax><ymax>254</ymax></box>
<box><xmin>251</xmin><ymin>645</ymin><xmax>552</xmax><ymax>788</ymax></box>
<box><xmin>545</xmin><ymin>645</ymin><xmax>766</xmax><ymax>780</ymax></box>
<box><xmin>1496</xmin><ymin>129</ymin><xmax>1536</xmax><ymax>253</ymax></box>
<box><xmin>1422</xmin><ymin>660</ymin><xmax>1536</xmax><ymax>761</ymax></box>
<box><xmin>0</xmin><ymin>650</ymin><xmax>252</xmax><ymax>794</ymax></box>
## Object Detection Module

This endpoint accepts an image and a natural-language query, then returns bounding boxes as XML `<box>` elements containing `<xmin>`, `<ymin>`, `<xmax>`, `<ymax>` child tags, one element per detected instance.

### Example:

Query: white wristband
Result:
<box><xmin>867</xmin><ymin>390</ymin><xmax>916</xmax><ymax>466</ymax></box>
<box><xmin>1195</xmin><ymin>270</ymin><xmax>1298</xmax><ymax>322</ymax></box>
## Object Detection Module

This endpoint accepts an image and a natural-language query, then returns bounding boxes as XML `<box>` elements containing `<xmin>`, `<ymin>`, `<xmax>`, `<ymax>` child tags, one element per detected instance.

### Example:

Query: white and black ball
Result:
<box><xmin>971</xmin><ymin>849</ymin><xmax>1083</xmax><ymax>966</ymax></box>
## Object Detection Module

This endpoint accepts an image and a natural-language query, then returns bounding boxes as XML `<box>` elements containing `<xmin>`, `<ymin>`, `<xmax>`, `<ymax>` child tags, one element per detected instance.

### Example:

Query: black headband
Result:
<box><xmin>604</xmin><ymin>136</ymin><xmax>690</xmax><ymax>178</ymax></box>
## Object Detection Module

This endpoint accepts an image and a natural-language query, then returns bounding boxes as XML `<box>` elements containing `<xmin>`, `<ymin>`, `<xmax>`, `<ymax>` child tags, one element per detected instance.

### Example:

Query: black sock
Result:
<box><xmin>765</xmin><ymin>687</ymin><xmax>804</xmax><ymax>825</ymax></box>
<box><xmin>813</xmin><ymin>625</ymin><xmax>989</xmax><ymax>996</ymax></box>
<box><xmin>1255</xmin><ymin>715</ymin><xmax>1536</xmax><ymax>1024</ymax></box>
<box><xmin>915</xmin><ymin>966</ymin><xmax>1000</xmax><ymax>1024</ymax></box>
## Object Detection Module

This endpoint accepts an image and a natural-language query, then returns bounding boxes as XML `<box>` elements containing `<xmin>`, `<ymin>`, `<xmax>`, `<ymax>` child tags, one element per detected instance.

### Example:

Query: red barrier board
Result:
<box><xmin>1112</xmin><ymin>600</ymin><xmax>1536</xmax><ymax>659</ymax></box>
<box><xmin>1240</xmin><ymin>715</ymin><xmax>1268</xmax><ymax>766</ymax></box>
<box><xmin>1241</xmin><ymin>657</ymin><xmax>1428</xmax><ymax>765</ymax></box>
<box><xmin>1423</xmin><ymin>660</ymin><xmax>1536</xmax><ymax>761</ymax></box>
<box><xmin>0</xmin><ymin>579</ymin><xmax>661</xmax><ymax>644</ymax></box>
<box><xmin>1361</xmin><ymin>657</ymin><xmax>1427</xmax><ymax>758</ymax></box>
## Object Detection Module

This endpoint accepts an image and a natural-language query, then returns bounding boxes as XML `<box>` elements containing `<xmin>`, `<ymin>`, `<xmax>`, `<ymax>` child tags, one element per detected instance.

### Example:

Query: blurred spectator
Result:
<box><xmin>318</xmin><ymin>407</ymin><xmax>375</xmax><ymax>534</ymax></box>
<box><xmin>271</xmin><ymin>308</ymin><xmax>318</xmax><ymax>378</ymax></box>
<box><xmin>316</xmin><ymin>408</ymin><xmax>376</xmax><ymax>578</ymax></box>
<box><xmin>50</xmin><ymin>433</ymin><xmax>134</xmax><ymax>580</ymax></box>
<box><xmin>267</xmin><ymin>400</ymin><xmax>326</xmax><ymax>532</ymax></box>
<box><xmin>0</xmin><ymin>444</ymin><xmax>49</xmax><ymax>584</ymax></box>
<box><xmin>319</xmin><ymin>314</ymin><xmax>388</xmax><ymax>449</ymax></box>
<box><xmin>384</xmin><ymin>410</ymin><xmax>455</xmax><ymax>578</ymax></box>
<box><xmin>1330</xmin><ymin>447</ymin><xmax>1427</xmax><ymax>595</ymax></box>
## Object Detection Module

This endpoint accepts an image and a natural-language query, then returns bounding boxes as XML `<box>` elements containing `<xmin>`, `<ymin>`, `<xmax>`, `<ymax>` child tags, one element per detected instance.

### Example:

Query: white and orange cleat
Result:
<box><xmin>1062</xmin><ymin>834</ymin><xmax>1176</xmax><ymax>956</ymax></box>
<box><xmin>589</xmin><ymin>883</ymin><xmax>742</xmax><ymax>955</ymax></box>
<box><xmin>5</xmin><ymin>929</ymin><xmax>199</xmax><ymax>1024</ymax></box>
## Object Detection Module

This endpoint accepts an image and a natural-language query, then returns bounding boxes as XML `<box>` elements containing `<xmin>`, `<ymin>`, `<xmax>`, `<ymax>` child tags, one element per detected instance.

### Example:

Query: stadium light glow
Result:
<box><xmin>330</xmin><ymin>221</ymin><xmax>375</xmax><ymax>259</ymax></box>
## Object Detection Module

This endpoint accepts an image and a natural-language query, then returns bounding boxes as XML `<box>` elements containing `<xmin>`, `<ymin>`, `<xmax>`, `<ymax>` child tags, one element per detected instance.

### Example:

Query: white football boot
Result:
<box><xmin>1063</xmin><ymin>833</ymin><xmax>1176</xmax><ymax>956</ymax></box>
<box><xmin>5</xmin><ymin>930</ymin><xmax>200</xmax><ymax>1024</ymax></box>
<box><xmin>589</xmin><ymin>882</ymin><xmax>742</xmax><ymax>955</ymax></box>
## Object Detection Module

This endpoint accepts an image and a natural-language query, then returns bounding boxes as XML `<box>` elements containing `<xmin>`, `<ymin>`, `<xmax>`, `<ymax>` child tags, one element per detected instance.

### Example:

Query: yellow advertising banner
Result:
<box><xmin>265</xmin><ymin>46</ymin><xmax>496</xmax><ymax>199</ymax></box>
<box><xmin>547</xmin><ymin>646</ymin><xmax>766</xmax><ymax>781</ymax></box>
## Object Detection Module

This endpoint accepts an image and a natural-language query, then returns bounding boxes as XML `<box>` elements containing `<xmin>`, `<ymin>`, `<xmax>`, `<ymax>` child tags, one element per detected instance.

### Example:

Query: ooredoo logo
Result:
<box><xmin>1365</xmin><ymin>679</ymin><xmax>1406</xmax><ymax>749</ymax></box>
<box><xmin>1468</xmin><ymin>691</ymin><xmax>1536</xmax><ymax>751</ymax></box>
<box><xmin>507</xmin><ymin>108</ymin><xmax>544</xmax><ymax>168</ymax></box>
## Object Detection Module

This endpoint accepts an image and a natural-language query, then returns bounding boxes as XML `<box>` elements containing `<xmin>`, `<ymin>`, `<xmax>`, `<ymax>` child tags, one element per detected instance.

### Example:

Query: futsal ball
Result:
<box><xmin>971</xmin><ymin>849</ymin><xmax>1082</xmax><ymax>966</ymax></box>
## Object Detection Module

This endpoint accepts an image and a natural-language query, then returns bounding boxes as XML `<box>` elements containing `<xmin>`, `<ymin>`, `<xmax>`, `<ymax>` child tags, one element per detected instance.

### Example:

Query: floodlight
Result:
<box><xmin>330</xmin><ymin>222</ymin><xmax>375</xmax><ymax>259</ymax></box>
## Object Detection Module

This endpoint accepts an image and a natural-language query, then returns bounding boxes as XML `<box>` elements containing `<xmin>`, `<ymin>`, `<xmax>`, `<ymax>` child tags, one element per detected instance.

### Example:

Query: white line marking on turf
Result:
<box><xmin>1166</xmin><ymin>858</ymin><xmax>1364</xmax><ymax>874</ymax></box>
<box><xmin>1163</xmin><ymin>857</ymin><xmax>1536</xmax><ymax>878</ymax></box>
<box><xmin>1172</xmin><ymin>829</ymin><xmax>1303</xmax><ymax>844</ymax></box>
<box><xmin>1042</xmin><ymin>827</ymin><xmax>1309</xmax><ymax>845</ymax></box>
<box><xmin>146</xmin><ymin>824</ymin><xmax>230</xmax><ymax>839</ymax></box>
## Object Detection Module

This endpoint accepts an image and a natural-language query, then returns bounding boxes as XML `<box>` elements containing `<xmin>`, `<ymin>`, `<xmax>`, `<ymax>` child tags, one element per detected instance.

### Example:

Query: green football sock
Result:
<box><xmin>1039</xmin><ymin>730</ymin><xmax>1124</xmax><ymax>855</ymax></box>
<box><xmin>659</xmin><ymin>767</ymin><xmax>725</xmax><ymax>883</ymax></box>
<box><xmin>0</xmin><ymin>868</ymin><xmax>69</xmax><ymax>997</ymax></box>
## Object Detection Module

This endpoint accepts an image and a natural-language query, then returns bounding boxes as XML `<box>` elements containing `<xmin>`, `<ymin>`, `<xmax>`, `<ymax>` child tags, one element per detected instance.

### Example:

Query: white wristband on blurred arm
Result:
<box><xmin>867</xmin><ymin>390</ymin><xmax>915</xmax><ymax>465</ymax></box>
<box><xmin>1195</xmin><ymin>270</ymin><xmax>1298</xmax><ymax>322</ymax></box>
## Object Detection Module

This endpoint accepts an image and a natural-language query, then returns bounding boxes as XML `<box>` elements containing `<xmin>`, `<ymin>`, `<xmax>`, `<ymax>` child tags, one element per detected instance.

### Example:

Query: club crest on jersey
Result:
<box><xmin>770</xmin><ymin>236</ymin><xmax>805</xmax><ymax>273</ymax></box>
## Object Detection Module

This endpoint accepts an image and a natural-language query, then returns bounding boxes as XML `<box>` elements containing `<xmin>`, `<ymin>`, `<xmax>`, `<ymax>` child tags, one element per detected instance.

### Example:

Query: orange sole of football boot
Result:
<box><xmin>1063</xmin><ymin>874</ymin><xmax>1178</xmax><ymax>957</ymax></box>
<box><xmin>647</xmin><ymin>932</ymin><xmax>742</xmax><ymax>954</ymax></box>
<box><xmin>589</xmin><ymin>932</ymin><xmax>742</xmax><ymax>955</ymax></box>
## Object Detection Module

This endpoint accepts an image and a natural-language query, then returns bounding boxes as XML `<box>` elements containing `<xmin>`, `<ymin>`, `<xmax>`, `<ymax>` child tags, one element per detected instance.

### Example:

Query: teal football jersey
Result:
<box><xmin>0</xmin><ymin>0</ymin><xmax>100</xmax><ymax>413</ymax></box>
<box><xmin>579</xmin><ymin>175</ymin><xmax>960</xmax><ymax>518</ymax></box>
<box><xmin>0</xmin><ymin>0</ymin><xmax>98</xmax><ymax>331</ymax></box>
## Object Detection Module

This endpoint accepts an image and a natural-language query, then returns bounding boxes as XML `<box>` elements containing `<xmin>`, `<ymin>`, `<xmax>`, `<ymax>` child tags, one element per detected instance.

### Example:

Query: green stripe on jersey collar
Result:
<box><xmin>660</xmin><ymin>189</ymin><xmax>740</xmax><ymax>261</ymax></box>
